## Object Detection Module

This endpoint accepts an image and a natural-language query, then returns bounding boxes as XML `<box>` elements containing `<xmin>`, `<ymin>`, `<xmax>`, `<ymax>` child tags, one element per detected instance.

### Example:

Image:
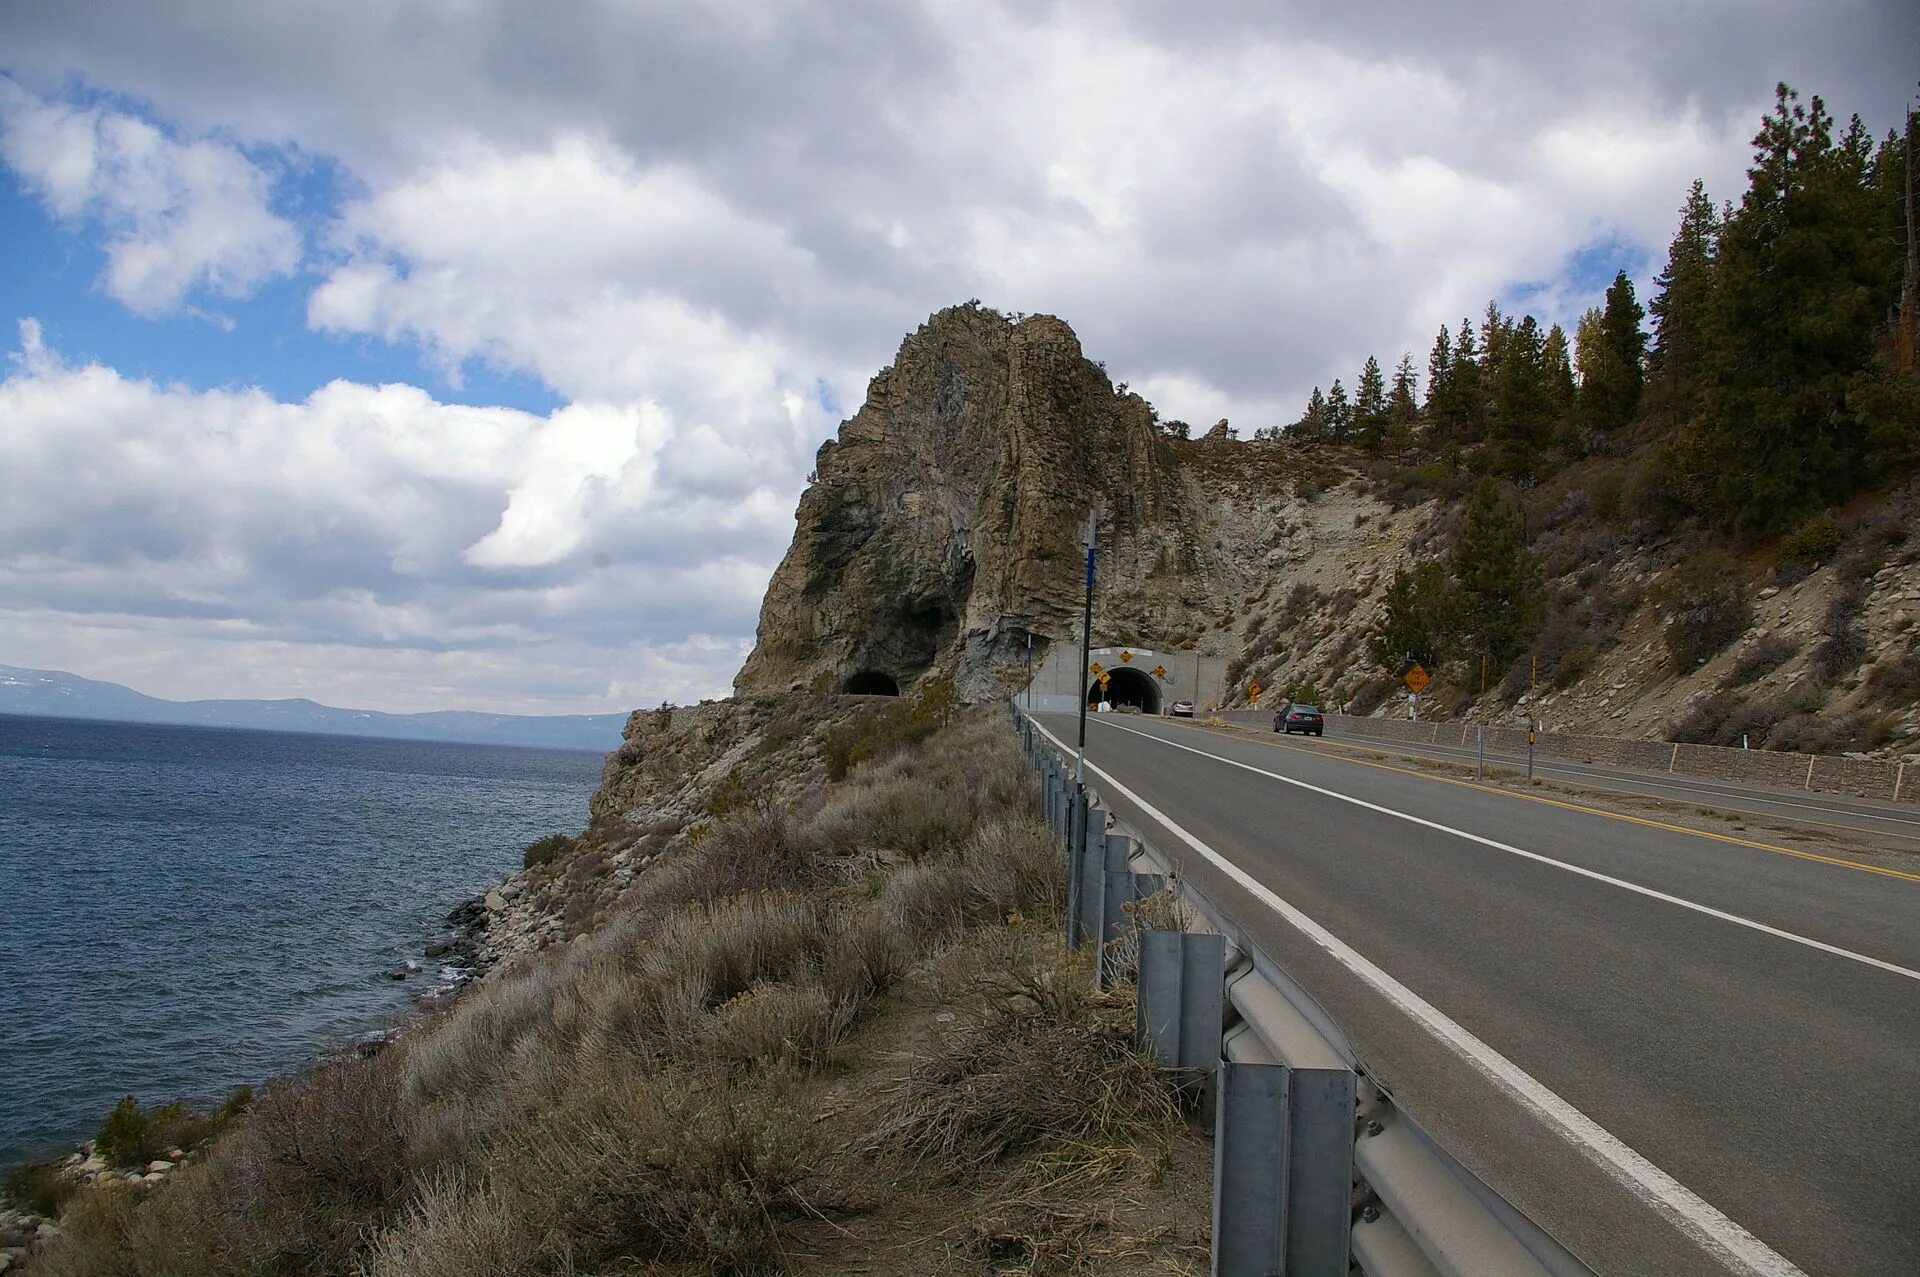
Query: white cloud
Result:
<box><xmin>0</xmin><ymin>323</ymin><xmax>787</xmax><ymax>711</ymax></box>
<box><xmin>0</xmin><ymin>78</ymin><xmax>298</xmax><ymax>314</ymax></box>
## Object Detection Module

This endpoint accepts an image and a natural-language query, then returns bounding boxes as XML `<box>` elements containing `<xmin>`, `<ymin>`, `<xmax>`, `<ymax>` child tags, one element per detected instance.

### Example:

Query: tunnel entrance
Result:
<box><xmin>843</xmin><ymin>670</ymin><xmax>900</xmax><ymax>696</ymax></box>
<box><xmin>1087</xmin><ymin>666</ymin><xmax>1161</xmax><ymax>714</ymax></box>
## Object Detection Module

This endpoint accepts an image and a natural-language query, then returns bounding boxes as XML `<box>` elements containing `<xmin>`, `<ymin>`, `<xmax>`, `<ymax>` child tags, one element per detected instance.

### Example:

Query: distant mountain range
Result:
<box><xmin>0</xmin><ymin>664</ymin><xmax>629</xmax><ymax>751</ymax></box>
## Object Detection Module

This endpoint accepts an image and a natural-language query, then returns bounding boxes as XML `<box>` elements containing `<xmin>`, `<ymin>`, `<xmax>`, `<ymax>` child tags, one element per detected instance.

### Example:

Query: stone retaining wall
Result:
<box><xmin>1210</xmin><ymin>709</ymin><xmax>1913</xmax><ymax>805</ymax></box>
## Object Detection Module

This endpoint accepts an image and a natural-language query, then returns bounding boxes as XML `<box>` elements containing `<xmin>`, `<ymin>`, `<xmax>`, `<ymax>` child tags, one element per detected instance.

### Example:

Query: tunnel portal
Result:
<box><xmin>843</xmin><ymin>670</ymin><xmax>900</xmax><ymax>696</ymax></box>
<box><xmin>1087</xmin><ymin>665</ymin><xmax>1162</xmax><ymax>714</ymax></box>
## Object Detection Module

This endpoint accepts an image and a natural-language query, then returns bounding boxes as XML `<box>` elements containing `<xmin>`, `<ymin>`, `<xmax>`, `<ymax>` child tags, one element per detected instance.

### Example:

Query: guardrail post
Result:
<box><xmin>1137</xmin><ymin>930</ymin><xmax>1226</xmax><ymax>1074</ymax></box>
<box><xmin>1097</xmin><ymin>831</ymin><xmax>1165</xmax><ymax>989</ymax></box>
<box><xmin>1067</xmin><ymin>797</ymin><xmax>1098</xmax><ymax>949</ymax></box>
<box><xmin>1073</xmin><ymin>809</ymin><xmax>1105</xmax><ymax>949</ymax></box>
<box><xmin>1213</xmin><ymin>1062</ymin><xmax>1355</xmax><ymax>1277</ymax></box>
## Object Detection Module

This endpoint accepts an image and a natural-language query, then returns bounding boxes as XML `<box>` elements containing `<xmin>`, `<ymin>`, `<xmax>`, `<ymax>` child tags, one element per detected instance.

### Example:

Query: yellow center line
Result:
<box><xmin>1177</xmin><ymin>721</ymin><xmax>1920</xmax><ymax>885</ymax></box>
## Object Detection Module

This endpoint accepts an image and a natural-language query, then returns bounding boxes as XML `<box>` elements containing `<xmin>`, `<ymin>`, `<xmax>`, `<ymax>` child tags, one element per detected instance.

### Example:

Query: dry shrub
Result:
<box><xmin>36</xmin><ymin>1052</ymin><xmax>409</xmax><ymax>1277</ymax></box>
<box><xmin>641</xmin><ymin>891</ymin><xmax>834</xmax><ymax>1007</ymax></box>
<box><xmin>1810</xmin><ymin>583</ymin><xmax>1869</xmax><ymax>682</ymax></box>
<box><xmin>1724</xmin><ymin>634</ymin><xmax>1799</xmax><ymax>688</ymax></box>
<box><xmin>1658</xmin><ymin>552</ymin><xmax>1753</xmax><ymax>671</ymax></box>
<box><xmin>864</xmin><ymin>939</ymin><xmax>1177</xmax><ymax>1176</ymax></box>
<box><xmin>403</xmin><ymin>963</ymin><xmax>564</xmax><ymax>1112</ymax></box>
<box><xmin>706</xmin><ymin>982</ymin><xmax>858</xmax><ymax>1071</ymax></box>
<box><xmin>814</xmin><ymin>909</ymin><xmax>913</xmax><ymax>1006</ymax></box>
<box><xmin>1763</xmin><ymin>710</ymin><xmax>1874</xmax><ymax>754</ymax></box>
<box><xmin>651</xmin><ymin>806</ymin><xmax>823</xmax><ymax>913</ymax></box>
<box><xmin>880</xmin><ymin>815</ymin><xmax>1062</xmax><ymax>941</ymax></box>
<box><xmin>1867</xmin><ymin>652</ymin><xmax>1920</xmax><ymax>705</ymax></box>
<box><xmin>364</xmin><ymin>1075</ymin><xmax>822</xmax><ymax>1277</ymax></box>
<box><xmin>2</xmin><ymin>1158</ymin><xmax>79</xmax><ymax>1217</ymax></box>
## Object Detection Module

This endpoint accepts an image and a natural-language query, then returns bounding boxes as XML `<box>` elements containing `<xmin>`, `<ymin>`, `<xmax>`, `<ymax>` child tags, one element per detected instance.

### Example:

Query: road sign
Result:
<box><xmin>1151</xmin><ymin>665</ymin><xmax>1167</xmax><ymax>679</ymax></box>
<box><xmin>1090</xmin><ymin>662</ymin><xmax>1104</xmax><ymax>675</ymax></box>
<box><xmin>1120</xmin><ymin>650</ymin><xmax>1133</xmax><ymax>662</ymax></box>
<box><xmin>1098</xmin><ymin>672</ymin><xmax>1111</xmax><ymax>687</ymax></box>
<box><xmin>1249</xmin><ymin>683</ymin><xmax>1263</xmax><ymax>696</ymax></box>
<box><xmin>1403</xmin><ymin>664</ymin><xmax>1431</xmax><ymax>694</ymax></box>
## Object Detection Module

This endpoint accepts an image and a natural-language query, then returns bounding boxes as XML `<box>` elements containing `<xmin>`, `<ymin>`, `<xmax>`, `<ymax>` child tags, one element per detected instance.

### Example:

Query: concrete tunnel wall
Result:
<box><xmin>1020</xmin><ymin>645</ymin><xmax>1227</xmax><ymax>714</ymax></box>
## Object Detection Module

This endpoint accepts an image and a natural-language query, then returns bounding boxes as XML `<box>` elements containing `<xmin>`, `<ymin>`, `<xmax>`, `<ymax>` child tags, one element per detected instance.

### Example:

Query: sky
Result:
<box><xmin>2</xmin><ymin>2</ymin><xmax>1915</xmax><ymax>715</ymax></box>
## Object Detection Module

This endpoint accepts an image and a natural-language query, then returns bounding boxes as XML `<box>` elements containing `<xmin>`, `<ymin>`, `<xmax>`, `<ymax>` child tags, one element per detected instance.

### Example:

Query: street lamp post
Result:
<box><xmin>1075</xmin><ymin>511</ymin><xmax>1095</xmax><ymax>786</ymax></box>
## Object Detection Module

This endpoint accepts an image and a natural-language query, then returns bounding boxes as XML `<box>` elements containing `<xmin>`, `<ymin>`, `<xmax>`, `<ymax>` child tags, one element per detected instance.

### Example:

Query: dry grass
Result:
<box><xmin>32</xmin><ymin>1052</ymin><xmax>409</xmax><ymax>1277</ymax></box>
<box><xmin>26</xmin><ymin>707</ymin><xmax>1185</xmax><ymax>1277</ymax></box>
<box><xmin>860</xmin><ymin>932</ymin><xmax>1179</xmax><ymax>1177</ymax></box>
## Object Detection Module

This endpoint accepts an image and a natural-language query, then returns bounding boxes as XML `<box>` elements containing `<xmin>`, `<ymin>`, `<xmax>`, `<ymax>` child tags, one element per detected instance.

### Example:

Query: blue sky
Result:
<box><xmin>3</xmin><ymin>163</ymin><xmax>562</xmax><ymax>413</ymax></box>
<box><xmin>0</xmin><ymin>1</ymin><xmax>1912</xmax><ymax>714</ymax></box>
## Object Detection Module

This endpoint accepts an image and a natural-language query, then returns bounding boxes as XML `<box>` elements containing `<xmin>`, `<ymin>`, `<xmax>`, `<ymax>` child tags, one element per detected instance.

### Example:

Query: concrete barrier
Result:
<box><xmin>1202</xmin><ymin>708</ymin><xmax>1913</xmax><ymax>806</ymax></box>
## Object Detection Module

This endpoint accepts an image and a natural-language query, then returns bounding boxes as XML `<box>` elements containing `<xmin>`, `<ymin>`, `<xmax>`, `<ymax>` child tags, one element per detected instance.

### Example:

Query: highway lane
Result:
<box><xmin>1303</xmin><ymin>719</ymin><xmax>1920</xmax><ymax>846</ymax></box>
<box><xmin>1033</xmin><ymin>711</ymin><xmax>1920</xmax><ymax>1277</ymax></box>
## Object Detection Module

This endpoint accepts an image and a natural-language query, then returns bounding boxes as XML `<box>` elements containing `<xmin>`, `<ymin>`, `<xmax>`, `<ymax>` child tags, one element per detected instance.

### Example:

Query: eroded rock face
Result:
<box><xmin>736</xmin><ymin>306</ymin><xmax>1206</xmax><ymax>700</ymax></box>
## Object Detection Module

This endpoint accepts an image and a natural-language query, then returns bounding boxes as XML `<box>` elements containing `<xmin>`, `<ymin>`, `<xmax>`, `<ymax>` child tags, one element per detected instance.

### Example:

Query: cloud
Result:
<box><xmin>1</xmin><ymin>1</ymin><xmax>1915</xmax><ymax>710</ymax></box>
<box><xmin>0</xmin><ymin>322</ymin><xmax>787</xmax><ymax>710</ymax></box>
<box><xmin>0</xmin><ymin>77</ymin><xmax>298</xmax><ymax>314</ymax></box>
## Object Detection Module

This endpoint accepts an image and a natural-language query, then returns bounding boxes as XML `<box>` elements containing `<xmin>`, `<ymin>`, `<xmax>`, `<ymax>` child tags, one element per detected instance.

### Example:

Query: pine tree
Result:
<box><xmin>1479</xmin><ymin>300</ymin><xmax>1514</xmax><ymax>389</ymax></box>
<box><xmin>1488</xmin><ymin>315</ymin><xmax>1550</xmax><ymax>477</ymax></box>
<box><xmin>1293</xmin><ymin>386</ymin><xmax>1330</xmax><ymax>441</ymax></box>
<box><xmin>1648</xmin><ymin>180</ymin><xmax>1720</xmax><ymax>413</ymax></box>
<box><xmin>1326</xmin><ymin>378</ymin><xmax>1353</xmax><ymax>441</ymax></box>
<box><xmin>1355</xmin><ymin>355</ymin><xmax>1388</xmax><ymax>451</ymax></box>
<box><xmin>1576</xmin><ymin>272</ymin><xmax>1646</xmax><ymax>434</ymax></box>
<box><xmin>1425</xmin><ymin>325</ymin><xmax>1454</xmax><ymax>436</ymax></box>
<box><xmin>1445</xmin><ymin>320</ymin><xmax>1484</xmax><ymax>441</ymax></box>
<box><xmin>1367</xmin><ymin>560</ymin><xmax>1455</xmax><ymax>672</ymax></box>
<box><xmin>1450</xmin><ymin>480</ymin><xmax>1543</xmax><ymax>670</ymax></box>
<box><xmin>1541</xmin><ymin>323</ymin><xmax>1576</xmax><ymax>422</ymax></box>
<box><xmin>1388</xmin><ymin>353</ymin><xmax>1420</xmax><ymax>447</ymax></box>
<box><xmin>1693</xmin><ymin>84</ymin><xmax>1900</xmax><ymax>532</ymax></box>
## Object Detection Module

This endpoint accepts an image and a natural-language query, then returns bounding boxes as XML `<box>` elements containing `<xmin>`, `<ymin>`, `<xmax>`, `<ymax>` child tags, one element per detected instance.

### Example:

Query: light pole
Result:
<box><xmin>1075</xmin><ymin>511</ymin><xmax>1095</xmax><ymax>786</ymax></box>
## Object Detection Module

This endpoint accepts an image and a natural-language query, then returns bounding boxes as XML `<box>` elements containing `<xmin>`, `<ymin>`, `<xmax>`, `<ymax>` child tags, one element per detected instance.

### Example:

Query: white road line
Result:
<box><xmin>1102</xmin><ymin>719</ymin><xmax>1920</xmax><ymax>983</ymax></box>
<box><xmin>1027</xmin><ymin>716</ymin><xmax>1808</xmax><ymax>1277</ymax></box>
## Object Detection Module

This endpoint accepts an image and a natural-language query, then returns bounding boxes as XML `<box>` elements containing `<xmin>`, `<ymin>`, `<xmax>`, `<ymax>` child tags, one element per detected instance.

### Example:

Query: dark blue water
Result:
<box><xmin>0</xmin><ymin>714</ymin><xmax>604</xmax><ymax>1164</ymax></box>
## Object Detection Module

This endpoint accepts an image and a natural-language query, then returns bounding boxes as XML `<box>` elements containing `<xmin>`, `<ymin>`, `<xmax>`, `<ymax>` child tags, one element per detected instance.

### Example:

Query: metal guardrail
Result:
<box><xmin>1014</xmin><ymin>705</ymin><xmax>1595</xmax><ymax>1277</ymax></box>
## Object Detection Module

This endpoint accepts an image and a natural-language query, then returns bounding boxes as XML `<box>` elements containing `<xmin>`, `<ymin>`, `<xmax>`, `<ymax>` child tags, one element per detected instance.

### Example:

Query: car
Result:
<box><xmin>1168</xmin><ymin>699</ymin><xmax>1195</xmax><ymax>718</ymax></box>
<box><xmin>1275</xmin><ymin>703</ymin><xmax>1324</xmax><ymax>736</ymax></box>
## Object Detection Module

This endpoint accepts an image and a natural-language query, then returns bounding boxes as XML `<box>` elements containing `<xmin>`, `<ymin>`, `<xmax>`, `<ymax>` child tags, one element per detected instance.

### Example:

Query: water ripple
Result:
<box><xmin>0</xmin><ymin>714</ymin><xmax>602</xmax><ymax>1163</ymax></box>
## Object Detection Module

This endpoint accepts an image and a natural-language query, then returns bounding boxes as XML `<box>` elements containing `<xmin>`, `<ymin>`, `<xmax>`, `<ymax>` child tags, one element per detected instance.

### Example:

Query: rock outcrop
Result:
<box><xmin>735</xmin><ymin>305</ymin><xmax>1207</xmax><ymax>700</ymax></box>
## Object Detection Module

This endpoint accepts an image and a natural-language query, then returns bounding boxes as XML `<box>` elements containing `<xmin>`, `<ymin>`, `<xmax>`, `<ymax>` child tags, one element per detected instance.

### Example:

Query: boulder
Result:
<box><xmin>146</xmin><ymin>1160</ymin><xmax>173</xmax><ymax>1173</ymax></box>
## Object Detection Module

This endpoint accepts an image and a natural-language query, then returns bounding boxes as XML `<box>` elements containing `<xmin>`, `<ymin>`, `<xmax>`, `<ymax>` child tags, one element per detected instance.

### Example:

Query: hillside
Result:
<box><xmin>0</xmin><ymin>665</ymin><xmax>626</xmax><ymax>751</ymax></box>
<box><xmin>738</xmin><ymin>84</ymin><xmax>1919</xmax><ymax>760</ymax></box>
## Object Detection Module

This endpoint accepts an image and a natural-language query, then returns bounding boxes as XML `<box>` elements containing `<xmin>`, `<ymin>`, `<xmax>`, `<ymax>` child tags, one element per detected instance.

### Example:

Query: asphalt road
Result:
<box><xmin>1032</xmin><ymin>711</ymin><xmax>1920</xmax><ymax>1277</ymax></box>
<box><xmin>1308</xmin><ymin>720</ymin><xmax>1920</xmax><ymax>847</ymax></box>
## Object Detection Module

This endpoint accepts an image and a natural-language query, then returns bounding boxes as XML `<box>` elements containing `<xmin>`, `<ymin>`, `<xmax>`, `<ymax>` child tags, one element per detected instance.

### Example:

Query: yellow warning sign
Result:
<box><xmin>1404</xmin><ymin>664</ymin><xmax>1431</xmax><ymax>694</ymax></box>
<box><xmin>1119</xmin><ymin>650</ymin><xmax>1133</xmax><ymax>662</ymax></box>
<box><xmin>1151</xmin><ymin>665</ymin><xmax>1167</xmax><ymax>679</ymax></box>
<box><xmin>1098</xmin><ymin>672</ymin><xmax>1111</xmax><ymax>687</ymax></box>
<box><xmin>1249</xmin><ymin>683</ymin><xmax>1263</xmax><ymax>696</ymax></box>
<box><xmin>1089</xmin><ymin>662</ymin><xmax>1104</xmax><ymax>676</ymax></box>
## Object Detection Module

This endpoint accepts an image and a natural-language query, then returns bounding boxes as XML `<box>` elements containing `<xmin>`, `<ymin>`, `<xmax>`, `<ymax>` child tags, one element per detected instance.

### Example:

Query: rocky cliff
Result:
<box><xmin>736</xmin><ymin>305</ymin><xmax>1215</xmax><ymax>700</ymax></box>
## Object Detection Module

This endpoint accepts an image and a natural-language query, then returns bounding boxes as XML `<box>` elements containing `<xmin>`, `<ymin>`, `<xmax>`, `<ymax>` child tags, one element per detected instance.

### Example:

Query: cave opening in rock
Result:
<box><xmin>1088</xmin><ymin>666</ymin><xmax>1161</xmax><ymax>714</ymax></box>
<box><xmin>844</xmin><ymin>670</ymin><xmax>901</xmax><ymax>696</ymax></box>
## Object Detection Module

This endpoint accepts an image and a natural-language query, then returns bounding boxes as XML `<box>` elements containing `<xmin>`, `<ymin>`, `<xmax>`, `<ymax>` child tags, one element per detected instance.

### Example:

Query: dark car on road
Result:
<box><xmin>1275</xmin><ymin>703</ymin><xmax>1324</xmax><ymax>736</ymax></box>
<box><xmin>1169</xmin><ymin>699</ymin><xmax>1195</xmax><ymax>718</ymax></box>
